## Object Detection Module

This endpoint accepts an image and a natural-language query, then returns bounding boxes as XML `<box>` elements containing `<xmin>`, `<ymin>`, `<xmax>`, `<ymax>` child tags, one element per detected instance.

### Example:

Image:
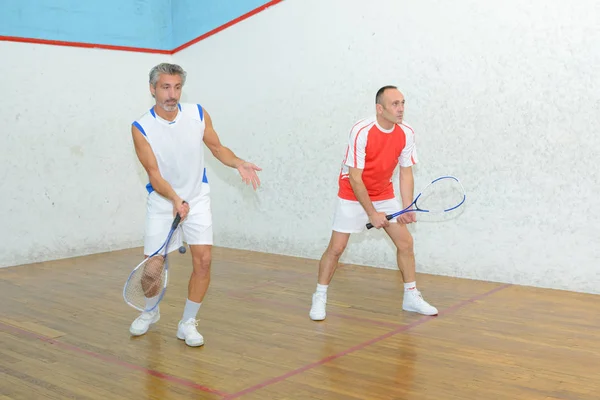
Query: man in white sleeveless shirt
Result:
<box><xmin>129</xmin><ymin>63</ymin><xmax>261</xmax><ymax>346</ymax></box>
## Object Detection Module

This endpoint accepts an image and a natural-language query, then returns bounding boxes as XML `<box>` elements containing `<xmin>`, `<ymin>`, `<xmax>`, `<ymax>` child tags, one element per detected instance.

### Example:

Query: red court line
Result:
<box><xmin>225</xmin><ymin>263</ymin><xmax>401</xmax><ymax>329</ymax></box>
<box><xmin>223</xmin><ymin>283</ymin><xmax>513</xmax><ymax>399</ymax></box>
<box><xmin>0</xmin><ymin>35</ymin><xmax>172</xmax><ymax>54</ymax></box>
<box><xmin>0</xmin><ymin>0</ymin><xmax>285</xmax><ymax>55</ymax></box>
<box><xmin>0</xmin><ymin>322</ymin><xmax>230</xmax><ymax>397</ymax></box>
<box><xmin>172</xmin><ymin>0</ymin><xmax>285</xmax><ymax>53</ymax></box>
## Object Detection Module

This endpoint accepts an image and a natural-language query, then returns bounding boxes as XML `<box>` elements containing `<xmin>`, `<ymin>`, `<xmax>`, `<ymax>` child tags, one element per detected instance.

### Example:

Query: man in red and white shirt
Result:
<box><xmin>309</xmin><ymin>85</ymin><xmax>438</xmax><ymax>320</ymax></box>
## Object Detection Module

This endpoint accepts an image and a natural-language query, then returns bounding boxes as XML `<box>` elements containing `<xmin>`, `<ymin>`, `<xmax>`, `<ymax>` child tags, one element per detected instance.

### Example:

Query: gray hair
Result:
<box><xmin>149</xmin><ymin>63</ymin><xmax>187</xmax><ymax>87</ymax></box>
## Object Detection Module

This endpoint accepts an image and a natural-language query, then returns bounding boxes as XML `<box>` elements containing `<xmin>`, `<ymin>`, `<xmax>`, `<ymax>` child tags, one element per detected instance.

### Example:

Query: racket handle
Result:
<box><xmin>366</xmin><ymin>214</ymin><xmax>395</xmax><ymax>229</ymax></box>
<box><xmin>171</xmin><ymin>200</ymin><xmax>187</xmax><ymax>229</ymax></box>
<box><xmin>172</xmin><ymin>214</ymin><xmax>182</xmax><ymax>228</ymax></box>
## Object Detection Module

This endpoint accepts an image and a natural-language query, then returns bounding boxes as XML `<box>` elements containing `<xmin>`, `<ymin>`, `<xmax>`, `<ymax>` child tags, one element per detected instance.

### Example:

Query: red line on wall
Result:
<box><xmin>0</xmin><ymin>0</ymin><xmax>285</xmax><ymax>55</ymax></box>
<box><xmin>0</xmin><ymin>35</ymin><xmax>172</xmax><ymax>54</ymax></box>
<box><xmin>171</xmin><ymin>0</ymin><xmax>285</xmax><ymax>54</ymax></box>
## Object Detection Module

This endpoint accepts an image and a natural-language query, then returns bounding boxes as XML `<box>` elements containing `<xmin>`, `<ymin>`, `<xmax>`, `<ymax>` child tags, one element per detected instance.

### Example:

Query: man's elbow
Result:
<box><xmin>400</xmin><ymin>167</ymin><xmax>413</xmax><ymax>178</ymax></box>
<box><xmin>147</xmin><ymin>169</ymin><xmax>162</xmax><ymax>185</ymax></box>
<box><xmin>209</xmin><ymin>145</ymin><xmax>221</xmax><ymax>159</ymax></box>
<box><xmin>349</xmin><ymin>174</ymin><xmax>362</xmax><ymax>187</ymax></box>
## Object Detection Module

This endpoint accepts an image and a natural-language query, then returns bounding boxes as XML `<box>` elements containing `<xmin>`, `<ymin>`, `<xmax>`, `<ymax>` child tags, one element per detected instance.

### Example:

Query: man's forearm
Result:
<box><xmin>212</xmin><ymin>146</ymin><xmax>244</xmax><ymax>168</ymax></box>
<box><xmin>399</xmin><ymin>169</ymin><xmax>415</xmax><ymax>208</ymax></box>
<box><xmin>149</xmin><ymin>174</ymin><xmax>181</xmax><ymax>204</ymax></box>
<box><xmin>350</xmin><ymin>176</ymin><xmax>377</xmax><ymax>216</ymax></box>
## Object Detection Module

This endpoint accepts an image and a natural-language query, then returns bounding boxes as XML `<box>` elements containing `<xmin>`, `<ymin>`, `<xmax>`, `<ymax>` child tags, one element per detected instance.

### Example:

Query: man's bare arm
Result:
<box><xmin>202</xmin><ymin>110</ymin><xmax>244</xmax><ymax>168</ymax></box>
<box><xmin>349</xmin><ymin>167</ymin><xmax>388</xmax><ymax>228</ymax></box>
<box><xmin>399</xmin><ymin>166</ymin><xmax>415</xmax><ymax>208</ymax></box>
<box><xmin>132</xmin><ymin>125</ymin><xmax>184</xmax><ymax>206</ymax></box>
<box><xmin>398</xmin><ymin>166</ymin><xmax>416</xmax><ymax>224</ymax></box>
<box><xmin>349</xmin><ymin>167</ymin><xmax>376</xmax><ymax>216</ymax></box>
<box><xmin>201</xmin><ymin>108</ymin><xmax>262</xmax><ymax>190</ymax></box>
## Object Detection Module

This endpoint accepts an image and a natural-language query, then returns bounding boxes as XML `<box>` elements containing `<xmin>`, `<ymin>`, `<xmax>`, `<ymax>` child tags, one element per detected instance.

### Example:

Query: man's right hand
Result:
<box><xmin>173</xmin><ymin>198</ymin><xmax>190</xmax><ymax>220</ymax></box>
<box><xmin>368</xmin><ymin>211</ymin><xmax>390</xmax><ymax>229</ymax></box>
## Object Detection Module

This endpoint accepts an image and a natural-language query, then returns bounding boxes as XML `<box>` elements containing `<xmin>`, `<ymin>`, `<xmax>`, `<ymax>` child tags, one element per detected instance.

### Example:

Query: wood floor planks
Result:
<box><xmin>1</xmin><ymin>246</ymin><xmax>599</xmax><ymax>399</ymax></box>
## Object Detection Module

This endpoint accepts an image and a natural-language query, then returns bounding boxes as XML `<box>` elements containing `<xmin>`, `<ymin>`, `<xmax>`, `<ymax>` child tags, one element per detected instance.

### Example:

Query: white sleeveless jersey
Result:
<box><xmin>132</xmin><ymin>103</ymin><xmax>209</xmax><ymax>208</ymax></box>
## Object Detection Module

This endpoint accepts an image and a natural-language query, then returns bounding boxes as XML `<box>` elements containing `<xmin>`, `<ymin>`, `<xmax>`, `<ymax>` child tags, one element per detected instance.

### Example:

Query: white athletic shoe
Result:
<box><xmin>402</xmin><ymin>289</ymin><xmax>438</xmax><ymax>316</ymax></box>
<box><xmin>309</xmin><ymin>292</ymin><xmax>327</xmax><ymax>321</ymax></box>
<box><xmin>176</xmin><ymin>318</ymin><xmax>204</xmax><ymax>347</ymax></box>
<box><xmin>129</xmin><ymin>309</ymin><xmax>160</xmax><ymax>336</ymax></box>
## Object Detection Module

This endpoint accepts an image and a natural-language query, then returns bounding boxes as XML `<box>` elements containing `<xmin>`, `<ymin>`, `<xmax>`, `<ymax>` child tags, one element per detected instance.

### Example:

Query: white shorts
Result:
<box><xmin>332</xmin><ymin>197</ymin><xmax>402</xmax><ymax>233</ymax></box>
<box><xmin>143</xmin><ymin>188</ymin><xmax>213</xmax><ymax>256</ymax></box>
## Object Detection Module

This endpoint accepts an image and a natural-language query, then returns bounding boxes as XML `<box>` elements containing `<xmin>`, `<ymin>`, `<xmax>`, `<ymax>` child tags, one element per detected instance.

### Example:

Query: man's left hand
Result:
<box><xmin>237</xmin><ymin>161</ymin><xmax>262</xmax><ymax>190</ymax></box>
<box><xmin>397</xmin><ymin>211</ymin><xmax>416</xmax><ymax>225</ymax></box>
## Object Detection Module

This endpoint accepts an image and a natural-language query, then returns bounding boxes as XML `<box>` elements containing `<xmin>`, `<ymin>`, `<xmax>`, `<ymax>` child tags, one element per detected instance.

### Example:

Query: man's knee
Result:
<box><xmin>387</xmin><ymin>224</ymin><xmax>414</xmax><ymax>253</ymax></box>
<box><xmin>327</xmin><ymin>232</ymin><xmax>349</xmax><ymax>258</ymax></box>
<box><xmin>328</xmin><ymin>244</ymin><xmax>346</xmax><ymax>258</ymax></box>
<box><xmin>395</xmin><ymin>234</ymin><xmax>414</xmax><ymax>254</ymax></box>
<box><xmin>191</xmin><ymin>246</ymin><xmax>212</xmax><ymax>271</ymax></box>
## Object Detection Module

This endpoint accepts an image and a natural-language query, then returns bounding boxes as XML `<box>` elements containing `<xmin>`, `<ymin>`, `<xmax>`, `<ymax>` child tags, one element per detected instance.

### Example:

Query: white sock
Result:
<box><xmin>145</xmin><ymin>295</ymin><xmax>161</xmax><ymax>311</ymax></box>
<box><xmin>316</xmin><ymin>283</ymin><xmax>328</xmax><ymax>295</ymax></box>
<box><xmin>404</xmin><ymin>281</ymin><xmax>417</xmax><ymax>292</ymax></box>
<box><xmin>182</xmin><ymin>299</ymin><xmax>202</xmax><ymax>321</ymax></box>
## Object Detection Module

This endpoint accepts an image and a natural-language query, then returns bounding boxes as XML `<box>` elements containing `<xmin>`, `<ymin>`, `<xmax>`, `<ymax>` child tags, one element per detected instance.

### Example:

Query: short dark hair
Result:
<box><xmin>376</xmin><ymin>85</ymin><xmax>397</xmax><ymax>105</ymax></box>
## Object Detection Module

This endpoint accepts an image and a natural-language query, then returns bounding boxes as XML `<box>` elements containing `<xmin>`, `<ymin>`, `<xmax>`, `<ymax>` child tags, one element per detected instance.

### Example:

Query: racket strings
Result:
<box><xmin>416</xmin><ymin>177</ymin><xmax>466</xmax><ymax>213</ymax></box>
<box><xmin>124</xmin><ymin>255</ymin><xmax>167</xmax><ymax>310</ymax></box>
<box><xmin>141</xmin><ymin>255</ymin><xmax>166</xmax><ymax>296</ymax></box>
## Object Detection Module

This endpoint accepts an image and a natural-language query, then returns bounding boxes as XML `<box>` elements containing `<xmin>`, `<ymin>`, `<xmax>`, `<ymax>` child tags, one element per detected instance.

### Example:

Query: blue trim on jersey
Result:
<box><xmin>132</xmin><ymin>121</ymin><xmax>146</xmax><ymax>136</ymax></box>
<box><xmin>197</xmin><ymin>104</ymin><xmax>203</xmax><ymax>121</ymax></box>
<box><xmin>149</xmin><ymin>105</ymin><xmax>180</xmax><ymax>123</ymax></box>
<box><xmin>146</xmin><ymin>169</ymin><xmax>206</xmax><ymax>194</ymax></box>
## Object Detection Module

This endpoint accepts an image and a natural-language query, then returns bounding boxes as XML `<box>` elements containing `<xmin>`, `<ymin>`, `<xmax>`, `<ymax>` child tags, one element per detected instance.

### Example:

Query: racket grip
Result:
<box><xmin>173</xmin><ymin>214</ymin><xmax>181</xmax><ymax>228</ymax></box>
<box><xmin>171</xmin><ymin>200</ymin><xmax>187</xmax><ymax>228</ymax></box>
<box><xmin>366</xmin><ymin>214</ymin><xmax>395</xmax><ymax>230</ymax></box>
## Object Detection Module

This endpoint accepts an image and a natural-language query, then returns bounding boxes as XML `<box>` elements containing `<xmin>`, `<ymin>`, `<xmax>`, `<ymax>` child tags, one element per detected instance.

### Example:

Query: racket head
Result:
<box><xmin>414</xmin><ymin>175</ymin><xmax>466</xmax><ymax>213</ymax></box>
<box><xmin>122</xmin><ymin>211</ymin><xmax>183</xmax><ymax>312</ymax></box>
<box><xmin>366</xmin><ymin>175</ymin><xmax>466</xmax><ymax>229</ymax></box>
<box><xmin>123</xmin><ymin>254</ymin><xmax>169</xmax><ymax>312</ymax></box>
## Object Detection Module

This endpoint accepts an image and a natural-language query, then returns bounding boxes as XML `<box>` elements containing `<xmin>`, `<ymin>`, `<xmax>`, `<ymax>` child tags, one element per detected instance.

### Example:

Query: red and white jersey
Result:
<box><xmin>337</xmin><ymin>117</ymin><xmax>418</xmax><ymax>201</ymax></box>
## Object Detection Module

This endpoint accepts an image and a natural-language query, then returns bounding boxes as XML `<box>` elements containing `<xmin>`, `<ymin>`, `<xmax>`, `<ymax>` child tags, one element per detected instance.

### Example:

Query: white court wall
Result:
<box><xmin>175</xmin><ymin>0</ymin><xmax>600</xmax><ymax>294</ymax></box>
<box><xmin>0</xmin><ymin>41</ymin><xmax>172</xmax><ymax>267</ymax></box>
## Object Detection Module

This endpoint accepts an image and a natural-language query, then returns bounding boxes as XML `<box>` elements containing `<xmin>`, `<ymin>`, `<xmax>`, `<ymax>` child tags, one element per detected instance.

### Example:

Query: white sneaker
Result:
<box><xmin>129</xmin><ymin>309</ymin><xmax>160</xmax><ymax>336</ymax></box>
<box><xmin>309</xmin><ymin>292</ymin><xmax>327</xmax><ymax>321</ymax></box>
<box><xmin>176</xmin><ymin>318</ymin><xmax>204</xmax><ymax>347</ymax></box>
<box><xmin>402</xmin><ymin>289</ymin><xmax>438</xmax><ymax>316</ymax></box>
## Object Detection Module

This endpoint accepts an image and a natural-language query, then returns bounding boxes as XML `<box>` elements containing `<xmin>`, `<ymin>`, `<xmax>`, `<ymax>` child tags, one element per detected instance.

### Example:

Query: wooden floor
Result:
<box><xmin>1</xmin><ymin>247</ymin><xmax>599</xmax><ymax>400</ymax></box>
